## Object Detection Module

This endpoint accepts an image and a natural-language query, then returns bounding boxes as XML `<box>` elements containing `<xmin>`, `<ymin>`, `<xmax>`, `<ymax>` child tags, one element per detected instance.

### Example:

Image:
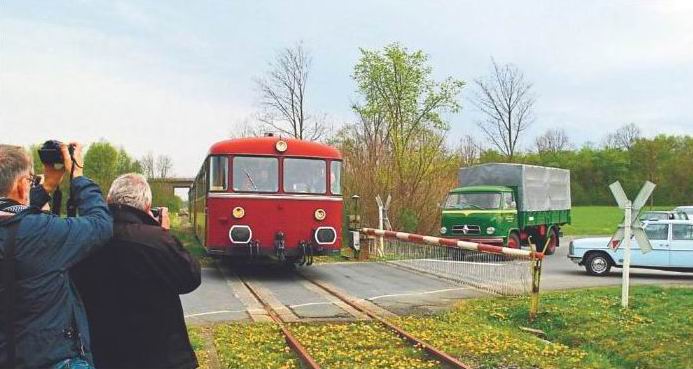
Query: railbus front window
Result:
<box><xmin>284</xmin><ymin>158</ymin><xmax>326</xmax><ymax>194</ymax></box>
<box><xmin>209</xmin><ymin>156</ymin><xmax>228</xmax><ymax>191</ymax></box>
<box><xmin>232</xmin><ymin>156</ymin><xmax>278</xmax><ymax>192</ymax></box>
<box><xmin>330</xmin><ymin>161</ymin><xmax>342</xmax><ymax>195</ymax></box>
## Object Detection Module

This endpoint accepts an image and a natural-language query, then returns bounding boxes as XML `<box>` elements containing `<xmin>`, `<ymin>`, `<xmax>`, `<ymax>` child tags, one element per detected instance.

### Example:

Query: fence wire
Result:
<box><xmin>368</xmin><ymin>237</ymin><xmax>533</xmax><ymax>296</ymax></box>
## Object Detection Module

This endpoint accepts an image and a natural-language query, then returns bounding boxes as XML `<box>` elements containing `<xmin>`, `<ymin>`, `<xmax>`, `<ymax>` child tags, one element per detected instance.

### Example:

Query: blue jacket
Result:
<box><xmin>0</xmin><ymin>177</ymin><xmax>113</xmax><ymax>368</ymax></box>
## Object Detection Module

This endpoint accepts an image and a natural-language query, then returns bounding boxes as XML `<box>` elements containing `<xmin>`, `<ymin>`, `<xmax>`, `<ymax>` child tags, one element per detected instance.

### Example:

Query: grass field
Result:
<box><xmin>563</xmin><ymin>205</ymin><xmax>675</xmax><ymax>235</ymax></box>
<box><xmin>188</xmin><ymin>285</ymin><xmax>692</xmax><ymax>369</ymax></box>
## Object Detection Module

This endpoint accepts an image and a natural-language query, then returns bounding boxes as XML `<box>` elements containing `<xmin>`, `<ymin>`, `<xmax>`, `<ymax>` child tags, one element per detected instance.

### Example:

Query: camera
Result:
<box><xmin>38</xmin><ymin>140</ymin><xmax>75</xmax><ymax>168</ymax></box>
<box><xmin>151</xmin><ymin>207</ymin><xmax>163</xmax><ymax>223</ymax></box>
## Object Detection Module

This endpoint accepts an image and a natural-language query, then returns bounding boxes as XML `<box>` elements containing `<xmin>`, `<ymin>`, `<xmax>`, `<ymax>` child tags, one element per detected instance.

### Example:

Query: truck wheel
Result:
<box><xmin>543</xmin><ymin>227</ymin><xmax>559</xmax><ymax>255</ymax></box>
<box><xmin>507</xmin><ymin>232</ymin><xmax>521</xmax><ymax>249</ymax></box>
<box><xmin>585</xmin><ymin>253</ymin><xmax>612</xmax><ymax>276</ymax></box>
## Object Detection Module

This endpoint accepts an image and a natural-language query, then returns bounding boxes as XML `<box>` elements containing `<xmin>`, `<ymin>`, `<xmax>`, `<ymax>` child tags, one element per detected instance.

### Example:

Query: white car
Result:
<box><xmin>674</xmin><ymin>206</ymin><xmax>693</xmax><ymax>218</ymax></box>
<box><xmin>568</xmin><ymin>219</ymin><xmax>693</xmax><ymax>276</ymax></box>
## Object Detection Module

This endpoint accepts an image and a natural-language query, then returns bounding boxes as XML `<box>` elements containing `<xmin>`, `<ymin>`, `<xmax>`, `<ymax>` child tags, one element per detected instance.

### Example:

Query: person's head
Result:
<box><xmin>0</xmin><ymin>145</ymin><xmax>34</xmax><ymax>205</ymax></box>
<box><xmin>107</xmin><ymin>173</ymin><xmax>152</xmax><ymax>211</ymax></box>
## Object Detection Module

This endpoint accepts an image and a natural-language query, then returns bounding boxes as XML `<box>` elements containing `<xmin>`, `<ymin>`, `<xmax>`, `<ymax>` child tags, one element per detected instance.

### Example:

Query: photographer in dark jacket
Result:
<box><xmin>71</xmin><ymin>173</ymin><xmax>201</xmax><ymax>369</ymax></box>
<box><xmin>0</xmin><ymin>143</ymin><xmax>113</xmax><ymax>369</ymax></box>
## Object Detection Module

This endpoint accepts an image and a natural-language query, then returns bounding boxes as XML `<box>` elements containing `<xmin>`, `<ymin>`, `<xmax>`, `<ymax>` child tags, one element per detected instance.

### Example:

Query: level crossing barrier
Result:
<box><xmin>359</xmin><ymin>228</ymin><xmax>544</xmax><ymax>300</ymax></box>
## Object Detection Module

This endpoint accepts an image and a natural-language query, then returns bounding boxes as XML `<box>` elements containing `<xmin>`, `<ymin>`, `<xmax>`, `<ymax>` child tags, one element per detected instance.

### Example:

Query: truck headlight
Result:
<box><xmin>440</xmin><ymin>226</ymin><xmax>447</xmax><ymax>234</ymax></box>
<box><xmin>486</xmin><ymin>227</ymin><xmax>495</xmax><ymax>235</ymax></box>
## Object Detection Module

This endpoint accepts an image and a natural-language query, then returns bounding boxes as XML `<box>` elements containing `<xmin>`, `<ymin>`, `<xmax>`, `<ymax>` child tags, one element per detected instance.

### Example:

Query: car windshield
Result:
<box><xmin>444</xmin><ymin>192</ymin><xmax>501</xmax><ymax>210</ymax></box>
<box><xmin>640</xmin><ymin>212</ymin><xmax>670</xmax><ymax>221</ymax></box>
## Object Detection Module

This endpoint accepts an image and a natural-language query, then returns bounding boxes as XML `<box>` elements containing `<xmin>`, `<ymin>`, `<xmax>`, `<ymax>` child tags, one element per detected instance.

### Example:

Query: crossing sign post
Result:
<box><xmin>608</xmin><ymin>181</ymin><xmax>656</xmax><ymax>308</ymax></box>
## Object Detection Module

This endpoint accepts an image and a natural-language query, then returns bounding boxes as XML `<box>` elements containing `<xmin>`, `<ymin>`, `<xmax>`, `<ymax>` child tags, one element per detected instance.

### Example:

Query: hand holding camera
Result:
<box><xmin>150</xmin><ymin>207</ymin><xmax>171</xmax><ymax>230</ymax></box>
<box><xmin>38</xmin><ymin>140</ymin><xmax>84</xmax><ymax>193</ymax></box>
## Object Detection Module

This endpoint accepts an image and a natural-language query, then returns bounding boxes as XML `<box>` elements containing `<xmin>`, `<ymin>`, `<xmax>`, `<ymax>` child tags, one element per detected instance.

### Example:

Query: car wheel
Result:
<box><xmin>585</xmin><ymin>253</ymin><xmax>611</xmax><ymax>276</ymax></box>
<box><xmin>507</xmin><ymin>232</ymin><xmax>521</xmax><ymax>249</ymax></box>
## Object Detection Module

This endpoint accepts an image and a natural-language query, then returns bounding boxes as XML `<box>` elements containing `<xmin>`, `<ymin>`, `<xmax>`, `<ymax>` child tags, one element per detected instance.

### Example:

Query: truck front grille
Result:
<box><xmin>451</xmin><ymin>224</ymin><xmax>481</xmax><ymax>235</ymax></box>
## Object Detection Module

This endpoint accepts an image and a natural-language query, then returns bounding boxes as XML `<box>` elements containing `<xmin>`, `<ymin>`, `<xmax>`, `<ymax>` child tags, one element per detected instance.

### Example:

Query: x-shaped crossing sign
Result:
<box><xmin>608</xmin><ymin>181</ymin><xmax>656</xmax><ymax>253</ymax></box>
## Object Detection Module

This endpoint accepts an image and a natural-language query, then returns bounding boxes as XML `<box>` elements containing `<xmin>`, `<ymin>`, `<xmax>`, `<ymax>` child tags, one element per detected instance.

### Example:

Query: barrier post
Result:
<box><xmin>529</xmin><ymin>257</ymin><xmax>542</xmax><ymax>322</ymax></box>
<box><xmin>529</xmin><ymin>236</ymin><xmax>546</xmax><ymax>322</ymax></box>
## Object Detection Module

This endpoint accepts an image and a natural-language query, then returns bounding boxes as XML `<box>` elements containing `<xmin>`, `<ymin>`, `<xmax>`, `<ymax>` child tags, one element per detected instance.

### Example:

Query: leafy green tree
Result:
<box><xmin>84</xmin><ymin>141</ymin><xmax>120</xmax><ymax>192</ymax></box>
<box><xmin>83</xmin><ymin>140</ymin><xmax>144</xmax><ymax>196</ymax></box>
<box><xmin>340</xmin><ymin>43</ymin><xmax>464</xmax><ymax>233</ymax></box>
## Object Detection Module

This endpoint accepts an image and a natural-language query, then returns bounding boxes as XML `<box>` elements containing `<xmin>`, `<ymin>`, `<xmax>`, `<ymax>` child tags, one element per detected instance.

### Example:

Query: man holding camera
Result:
<box><xmin>71</xmin><ymin>173</ymin><xmax>201</xmax><ymax>369</ymax></box>
<box><xmin>0</xmin><ymin>143</ymin><xmax>113</xmax><ymax>369</ymax></box>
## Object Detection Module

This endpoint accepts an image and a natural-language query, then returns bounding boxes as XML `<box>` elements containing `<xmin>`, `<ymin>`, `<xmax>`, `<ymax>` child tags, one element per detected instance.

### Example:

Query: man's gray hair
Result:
<box><xmin>0</xmin><ymin>145</ymin><xmax>32</xmax><ymax>197</ymax></box>
<box><xmin>107</xmin><ymin>173</ymin><xmax>153</xmax><ymax>211</ymax></box>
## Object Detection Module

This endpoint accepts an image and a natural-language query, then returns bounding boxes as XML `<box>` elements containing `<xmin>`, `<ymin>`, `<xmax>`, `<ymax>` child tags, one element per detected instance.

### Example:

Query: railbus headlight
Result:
<box><xmin>229</xmin><ymin>225</ymin><xmax>252</xmax><ymax>243</ymax></box>
<box><xmin>232</xmin><ymin>207</ymin><xmax>245</xmax><ymax>219</ymax></box>
<box><xmin>314</xmin><ymin>227</ymin><xmax>337</xmax><ymax>245</ymax></box>
<box><xmin>275</xmin><ymin>140</ymin><xmax>288</xmax><ymax>153</ymax></box>
<box><xmin>440</xmin><ymin>226</ymin><xmax>447</xmax><ymax>234</ymax></box>
<box><xmin>314</xmin><ymin>208</ymin><xmax>326</xmax><ymax>221</ymax></box>
<box><xmin>486</xmin><ymin>227</ymin><xmax>496</xmax><ymax>235</ymax></box>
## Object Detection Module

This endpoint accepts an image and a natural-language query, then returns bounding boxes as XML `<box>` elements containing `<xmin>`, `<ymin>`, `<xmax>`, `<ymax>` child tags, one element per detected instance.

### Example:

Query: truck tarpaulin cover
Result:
<box><xmin>458</xmin><ymin>163</ymin><xmax>571</xmax><ymax>211</ymax></box>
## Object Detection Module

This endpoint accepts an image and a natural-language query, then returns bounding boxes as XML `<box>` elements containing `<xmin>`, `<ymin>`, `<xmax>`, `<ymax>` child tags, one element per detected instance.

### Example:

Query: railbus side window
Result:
<box><xmin>232</xmin><ymin>156</ymin><xmax>278</xmax><ymax>192</ymax></box>
<box><xmin>208</xmin><ymin>156</ymin><xmax>228</xmax><ymax>191</ymax></box>
<box><xmin>284</xmin><ymin>158</ymin><xmax>326</xmax><ymax>194</ymax></box>
<box><xmin>330</xmin><ymin>161</ymin><xmax>342</xmax><ymax>195</ymax></box>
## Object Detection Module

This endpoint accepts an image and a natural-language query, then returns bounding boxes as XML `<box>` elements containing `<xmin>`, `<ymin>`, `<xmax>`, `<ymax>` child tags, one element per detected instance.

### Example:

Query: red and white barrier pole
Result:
<box><xmin>359</xmin><ymin>228</ymin><xmax>543</xmax><ymax>260</ymax></box>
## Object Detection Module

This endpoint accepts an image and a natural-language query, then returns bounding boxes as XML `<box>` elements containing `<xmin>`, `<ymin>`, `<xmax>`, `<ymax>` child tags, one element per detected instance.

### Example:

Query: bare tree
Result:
<box><xmin>603</xmin><ymin>123</ymin><xmax>641</xmax><ymax>150</ymax></box>
<box><xmin>473</xmin><ymin>59</ymin><xmax>535</xmax><ymax>161</ymax></box>
<box><xmin>156</xmin><ymin>155</ymin><xmax>173</xmax><ymax>178</ymax></box>
<box><xmin>535</xmin><ymin>128</ymin><xmax>572</xmax><ymax>153</ymax></box>
<box><xmin>229</xmin><ymin>117</ymin><xmax>262</xmax><ymax>139</ymax></box>
<box><xmin>457</xmin><ymin>135</ymin><xmax>481</xmax><ymax>167</ymax></box>
<box><xmin>140</xmin><ymin>152</ymin><xmax>155</xmax><ymax>178</ymax></box>
<box><xmin>255</xmin><ymin>42</ymin><xmax>327</xmax><ymax>141</ymax></box>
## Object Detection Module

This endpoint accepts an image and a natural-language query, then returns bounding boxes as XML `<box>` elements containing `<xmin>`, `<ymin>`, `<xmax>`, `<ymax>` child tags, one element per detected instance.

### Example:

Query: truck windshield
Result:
<box><xmin>444</xmin><ymin>192</ymin><xmax>501</xmax><ymax>210</ymax></box>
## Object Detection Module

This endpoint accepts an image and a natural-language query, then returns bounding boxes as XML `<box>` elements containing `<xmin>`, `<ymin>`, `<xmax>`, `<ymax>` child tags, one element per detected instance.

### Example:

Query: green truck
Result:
<box><xmin>440</xmin><ymin>163</ymin><xmax>571</xmax><ymax>255</ymax></box>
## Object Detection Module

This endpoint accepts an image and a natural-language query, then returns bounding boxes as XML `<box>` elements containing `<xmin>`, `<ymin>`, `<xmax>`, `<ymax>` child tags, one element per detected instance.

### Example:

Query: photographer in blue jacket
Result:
<box><xmin>0</xmin><ymin>143</ymin><xmax>113</xmax><ymax>369</ymax></box>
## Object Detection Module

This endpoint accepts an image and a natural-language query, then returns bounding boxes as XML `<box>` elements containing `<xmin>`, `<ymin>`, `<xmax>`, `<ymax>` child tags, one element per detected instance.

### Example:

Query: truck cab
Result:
<box><xmin>440</xmin><ymin>186</ymin><xmax>519</xmax><ymax>247</ymax></box>
<box><xmin>440</xmin><ymin>163</ymin><xmax>572</xmax><ymax>255</ymax></box>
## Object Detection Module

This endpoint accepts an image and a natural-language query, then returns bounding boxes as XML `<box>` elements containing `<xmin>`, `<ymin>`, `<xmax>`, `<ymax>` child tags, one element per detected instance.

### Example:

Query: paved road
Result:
<box><xmin>181</xmin><ymin>237</ymin><xmax>693</xmax><ymax>324</ymax></box>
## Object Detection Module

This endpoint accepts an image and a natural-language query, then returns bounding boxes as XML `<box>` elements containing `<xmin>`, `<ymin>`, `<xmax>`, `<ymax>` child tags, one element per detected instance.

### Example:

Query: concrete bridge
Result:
<box><xmin>149</xmin><ymin>177</ymin><xmax>194</xmax><ymax>199</ymax></box>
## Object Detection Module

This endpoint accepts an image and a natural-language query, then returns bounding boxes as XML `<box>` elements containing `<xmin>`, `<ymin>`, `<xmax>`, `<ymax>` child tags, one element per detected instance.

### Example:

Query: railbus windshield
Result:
<box><xmin>232</xmin><ymin>156</ymin><xmax>279</xmax><ymax>192</ymax></box>
<box><xmin>284</xmin><ymin>158</ymin><xmax>326</xmax><ymax>194</ymax></box>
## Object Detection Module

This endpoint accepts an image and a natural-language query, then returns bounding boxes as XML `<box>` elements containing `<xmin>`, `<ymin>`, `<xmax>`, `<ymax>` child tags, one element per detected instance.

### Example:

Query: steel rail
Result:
<box><xmin>299</xmin><ymin>273</ymin><xmax>472</xmax><ymax>369</ymax></box>
<box><xmin>237</xmin><ymin>274</ymin><xmax>322</xmax><ymax>369</ymax></box>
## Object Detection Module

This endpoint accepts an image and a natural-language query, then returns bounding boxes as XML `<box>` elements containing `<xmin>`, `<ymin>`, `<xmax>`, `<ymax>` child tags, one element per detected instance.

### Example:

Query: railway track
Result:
<box><xmin>235</xmin><ymin>267</ymin><xmax>471</xmax><ymax>369</ymax></box>
<box><xmin>237</xmin><ymin>274</ymin><xmax>322</xmax><ymax>369</ymax></box>
<box><xmin>297</xmin><ymin>271</ymin><xmax>472</xmax><ymax>369</ymax></box>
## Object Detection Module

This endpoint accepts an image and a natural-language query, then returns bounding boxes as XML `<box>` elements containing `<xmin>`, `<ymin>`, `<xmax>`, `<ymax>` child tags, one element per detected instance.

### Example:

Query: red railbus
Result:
<box><xmin>189</xmin><ymin>136</ymin><xmax>343</xmax><ymax>265</ymax></box>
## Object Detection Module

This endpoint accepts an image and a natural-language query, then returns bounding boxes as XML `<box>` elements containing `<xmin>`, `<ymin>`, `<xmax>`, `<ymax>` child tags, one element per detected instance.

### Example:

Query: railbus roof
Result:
<box><xmin>208</xmin><ymin>136</ymin><xmax>341</xmax><ymax>159</ymax></box>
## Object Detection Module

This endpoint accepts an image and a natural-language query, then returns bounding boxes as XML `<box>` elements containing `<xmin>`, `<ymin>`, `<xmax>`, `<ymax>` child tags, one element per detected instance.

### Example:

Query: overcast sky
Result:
<box><xmin>2</xmin><ymin>1</ymin><xmax>692</xmax><ymax>176</ymax></box>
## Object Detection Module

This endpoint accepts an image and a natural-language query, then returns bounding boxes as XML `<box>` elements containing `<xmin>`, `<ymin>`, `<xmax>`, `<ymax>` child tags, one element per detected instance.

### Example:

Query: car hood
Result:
<box><xmin>572</xmin><ymin>237</ymin><xmax>612</xmax><ymax>249</ymax></box>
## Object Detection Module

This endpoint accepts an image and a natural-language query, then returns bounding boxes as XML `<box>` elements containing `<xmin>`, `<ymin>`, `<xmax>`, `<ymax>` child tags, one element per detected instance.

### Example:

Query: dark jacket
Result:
<box><xmin>0</xmin><ymin>177</ymin><xmax>114</xmax><ymax>368</ymax></box>
<box><xmin>71</xmin><ymin>204</ymin><xmax>201</xmax><ymax>369</ymax></box>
